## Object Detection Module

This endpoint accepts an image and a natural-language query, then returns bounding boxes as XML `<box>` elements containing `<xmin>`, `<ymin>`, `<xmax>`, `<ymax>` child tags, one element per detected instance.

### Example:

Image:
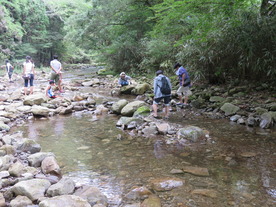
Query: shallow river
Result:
<box><xmin>11</xmin><ymin>68</ymin><xmax>276</xmax><ymax>207</ymax></box>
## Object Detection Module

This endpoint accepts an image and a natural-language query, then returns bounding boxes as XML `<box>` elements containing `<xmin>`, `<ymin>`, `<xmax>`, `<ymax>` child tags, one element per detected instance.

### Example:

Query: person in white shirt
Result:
<box><xmin>4</xmin><ymin>60</ymin><xmax>14</xmax><ymax>82</ymax></box>
<box><xmin>22</xmin><ymin>56</ymin><xmax>35</xmax><ymax>95</ymax></box>
<box><xmin>50</xmin><ymin>55</ymin><xmax>63</xmax><ymax>93</ymax></box>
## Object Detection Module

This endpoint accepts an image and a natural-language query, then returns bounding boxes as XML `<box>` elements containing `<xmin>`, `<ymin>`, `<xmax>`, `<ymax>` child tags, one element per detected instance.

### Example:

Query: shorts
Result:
<box><xmin>153</xmin><ymin>96</ymin><xmax>171</xmax><ymax>106</ymax></box>
<box><xmin>50</xmin><ymin>72</ymin><xmax>60</xmax><ymax>83</ymax></box>
<box><xmin>177</xmin><ymin>86</ymin><xmax>192</xmax><ymax>97</ymax></box>
<box><xmin>24</xmin><ymin>74</ymin><xmax>34</xmax><ymax>87</ymax></box>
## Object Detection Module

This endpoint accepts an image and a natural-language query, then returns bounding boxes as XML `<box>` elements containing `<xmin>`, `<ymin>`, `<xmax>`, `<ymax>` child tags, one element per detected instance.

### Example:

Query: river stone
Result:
<box><xmin>0</xmin><ymin>116</ymin><xmax>10</xmax><ymax>124</ymax></box>
<box><xmin>220</xmin><ymin>103</ymin><xmax>240</xmax><ymax>116</ymax></box>
<box><xmin>0</xmin><ymin>94</ymin><xmax>8</xmax><ymax>102</ymax></box>
<box><xmin>59</xmin><ymin>105</ymin><xmax>73</xmax><ymax>115</ymax></box>
<box><xmin>94</xmin><ymin>104</ymin><xmax>108</xmax><ymax>115</ymax></box>
<box><xmin>0</xmin><ymin>155</ymin><xmax>15</xmax><ymax>171</ymax></box>
<box><xmin>74</xmin><ymin>185</ymin><xmax>108</xmax><ymax>206</ymax></box>
<box><xmin>17</xmin><ymin>138</ymin><xmax>41</xmax><ymax>154</ymax></box>
<box><xmin>260</xmin><ymin>112</ymin><xmax>273</xmax><ymax>129</ymax></box>
<box><xmin>209</xmin><ymin>96</ymin><xmax>225</xmax><ymax>102</ymax></box>
<box><xmin>41</xmin><ymin>156</ymin><xmax>61</xmax><ymax>176</ymax></box>
<box><xmin>150</xmin><ymin>178</ymin><xmax>184</xmax><ymax>191</ymax></box>
<box><xmin>8</xmin><ymin>161</ymin><xmax>25</xmax><ymax>177</ymax></box>
<box><xmin>155</xmin><ymin>123</ymin><xmax>170</xmax><ymax>135</ymax></box>
<box><xmin>247</xmin><ymin>116</ymin><xmax>256</xmax><ymax>127</ymax></box>
<box><xmin>177</xmin><ymin>126</ymin><xmax>205</xmax><ymax>142</ymax></box>
<box><xmin>111</xmin><ymin>99</ymin><xmax>128</xmax><ymax>114</ymax></box>
<box><xmin>120</xmin><ymin>85</ymin><xmax>135</xmax><ymax>95</ymax></box>
<box><xmin>0</xmin><ymin>171</ymin><xmax>10</xmax><ymax>179</ymax></box>
<box><xmin>141</xmin><ymin>195</ymin><xmax>161</xmax><ymax>207</ymax></box>
<box><xmin>230</xmin><ymin>115</ymin><xmax>241</xmax><ymax>122</ymax></box>
<box><xmin>81</xmin><ymin>80</ymin><xmax>94</xmax><ymax>86</ymax></box>
<box><xmin>10</xmin><ymin>195</ymin><xmax>33</xmax><ymax>207</ymax></box>
<box><xmin>0</xmin><ymin>111</ymin><xmax>14</xmax><ymax>118</ymax></box>
<box><xmin>182</xmin><ymin>166</ymin><xmax>209</xmax><ymax>176</ymax></box>
<box><xmin>125</xmin><ymin>186</ymin><xmax>152</xmax><ymax>200</ymax></box>
<box><xmin>121</xmin><ymin>101</ymin><xmax>145</xmax><ymax>116</ymax></box>
<box><xmin>142</xmin><ymin>126</ymin><xmax>158</xmax><ymax>136</ymax></box>
<box><xmin>39</xmin><ymin>195</ymin><xmax>91</xmax><ymax>207</ymax></box>
<box><xmin>255</xmin><ymin>107</ymin><xmax>268</xmax><ymax>115</ymax></box>
<box><xmin>133</xmin><ymin>105</ymin><xmax>151</xmax><ymax>117</ymax></box>
<box><xmin>0</xmin><ymin>193</ymin><xmax>4</xmax><ymax>207</ymax></box>
<box><xmin>12</xmin><ymin>179</ymin><xmax>51</xmax><ymax>201</ymax></box>
<box><xmin>28</xmin><ymin>152</ymin><xmax>55</xmax><ymax>167</ymax></box>
<box><xmin>16</xmin><ymin>105</ymin><xmax>32</xmax><ymax>113</ymax></box>
<box><xmin>237</xmin><ymin>118</ymin><xmax>245</xmax><ymax>125</ymax></box>
<box><xmin>31</xmin><ymin>105</ymin><xmax>51</xmax><ymax>117</ymax></box>
<box><xmin>46</xmin><ymin>177</ymin><xmax>75</xmax><ymax>197</ymax></box>
<box><xmin>116</xmin><ymin>117</ymin><xmax>144</xmax><ymax>127</ymax></box>
<box><xmin>0</xmin><ymin>121</ymin><xmax>10</xmax><ymax>131</ymax></box>
<box><xmin>23</xmin><ymin>93</ymin><xmax>47</xmax><ymax>106</ymax></box>
<box><xmin>0</xmin><ymin>145</ymin><xmax>15</xmax><ymax>155</ymax></box>
<box><xmin>268</xmin><ymin>103</ymin><xmax>276</xmax><ymax>111</ymax></box>
<box><xmin>240</xmin><ymin>152</ymin><xmax>257</xmax><ymax>158</ymax></box>
<box><xmin>131</xmin><ymin>83</ymin><xmax>151</xmax><ymax>95</ymax></box>
<box><xmin>9</xmin><ymin>89</ymin><xmax>23</xmax><ymax>100</ymax></box>
<box><xmin>191</xmin><ymin>189</ymin><xmax>218</xmax><ymax>198</ymax></box>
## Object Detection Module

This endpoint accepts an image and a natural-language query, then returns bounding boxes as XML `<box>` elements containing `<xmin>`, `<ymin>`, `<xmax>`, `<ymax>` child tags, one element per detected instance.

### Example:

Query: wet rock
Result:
<box><xmin>23</xmin><ymin>93</ymin><xmax>47</xmax><ymax>106</ymax></box>
<box><xmin>59</xmin><ymin>105</ymin><xmax>73</xmax><ymax>115</ymax></box>
<box><xmin>10</xmin><ymin>195</ymin><xmax>33</xmax><ymax>207</ymax></box>
<box><xmin>116</xmin><ymin>117</ymin><xmax>144</xmax><ymax>127</ymax></box>
<box><xmin>247</xmin><ymin>116</ymin><xmax>256</xmax><ymax>127</ymax></box>
<box><xmin>0</xmin><ymin>171</ymin><xmax>10</xmax><ymax>179</ymax></box>
<box><xmin>170</xmin><ymin>169</ymin><xmax>184</xmax><ymax>174</ymax></box>
<box><xmin>131</xmin><ymin>83</ymin><xmax>151</xmax><ymax>95</ymax></box>
<box><xmin>230</xmin><ymin>115</ymin><xmax>241</xmax><ymax>122</ymax></box>
<box><xmin>0</xmin><ymin>155</ymin><xmax>15</xmax><ymax>171</ymax></box>
<box><xmin>111</xmin><ymin>99</ymin><xmax>129</xmax><ymax>114</ymax></box>
<box><xmin>16</xmin><ymin>105</ymin><xmax>32</xmax><ymax>113</ymax></box>
<box><xmin>94</xmin><ymin>104</ymin><xmax>109</xmax><ymax>115</ymax></box>
<box><xmin>220</xmin><ymin>103</ymin><xmax>240</xmax><ymax>116</ymax></box>
<box><xmin>74</xmin><ymin>185</ymin><xmax>108</xmax><ymax>206</ymax></box>
<box><xmin>182</xmin><ymin>166</ymin><xmax>209</xmax><ymax>177</ymax></box>
<box><xmin>12</xmin><ymin>179</ymin><xmax>51</xmax><ymax>201</ymax></box>
<box><xmin>41</xmin><ymin>156</ymin><xmax>61</xmax><ymax>176</ymax></box>
<box><xmin>0</xmin><ymin>144</ymin><xmax>16</xmax><ymax>155</ymax></box>
<box><xmin>46</xmin><ymin>177</ymin><xmax>75</xmax><ymax>197</ymax></box>
<box><xmin>177</xmin><ymin>126</ymin><xmax>206</xmax><ymax>142</ymax></box>
<box><xmin>268</xmin><ymin>103</ymin><xmax>276</xmax><ymax>111</ymax></box>
<box><xmin>142</xmin><ymin>126</ymin><xmax>158</xmax><ymax>136</ymax></box>
<box><xmin>237</xmin><ymin>118</ymin><xmax>245</xmax><ymax>125</ymax></box>
<box><xmin>255</xmin><ymin>107</ymin><xmax>268</xmax><ymax>115</ymax></box>
<box><xmin>31</xmin><ymin>105</ymin><xmax>51</xmax><ymax>117</ymax></box>
<box><xmin>28</xmin><ymin>152</ymin><xmax>55</xmax><ymax>167</ymax></box>
<box><xmin>121</xmin><ymin>101</ymin><xmax>145</xmax><ymax>116</ymax></box>
<box><xmin>141</xmin><ymin>195</ymin><xmax>161</xmax><ymax>207</ymax></box>
<box><xmin>125</xmin><ymin>186</ymin><xmax>152</xmax><ymax>200</ymax></box>
<box><xmin>120</xmin><ymin>85</ymin><xmax>135</xmax><ymax>95</ymax></box>
<box><xmin>155</xmin><ymin>123</ymin><xmax>170</xmax><ymax>135</ymax></box>
<box><xmin>133</xmin><ymin>105</ymin><xmax>150</xmax><ymax>117</ymax></box>
<box><xmin>260</xmin><ymin>112</ymin><xmax>273</xmax><ymax>129</ymax></box>
<box><xmin>39</xmin><ymin>195</ymin><xmax>91</xmax><ymax>207</ymax></box>
<box><xmin>16</xmin><ymin>139</ymin><xmax>41</xmax><ymax>154</ymax></box>
<box><xmin>150</xmin><ymin>177</ymin><xmax>184</xmax><ymax>191</ymax></box>
<box><xmin>191</xmin><ymin>189</ymin><xmax>218</xmax><ymax>198</ymax></box>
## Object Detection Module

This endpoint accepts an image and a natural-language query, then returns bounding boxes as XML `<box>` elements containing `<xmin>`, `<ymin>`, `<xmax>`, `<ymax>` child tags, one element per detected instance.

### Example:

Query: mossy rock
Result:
<box><xmin>133</xmin><ymin>106</ymin><xmax>151</xmax><ymax>117</ymax></box>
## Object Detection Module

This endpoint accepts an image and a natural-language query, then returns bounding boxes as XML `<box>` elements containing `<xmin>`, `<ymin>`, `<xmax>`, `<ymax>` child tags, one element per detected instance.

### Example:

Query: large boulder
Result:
<box><xmin>131</xmin><ymin>83</ymin><xmax>151</xmax><ymax>95</ymax></box>
<box><xmin>177</xmin><ymin>126</ymin><xmax>206</xmax><ymax>142</ymax></box>
<box><xmin>111</xmin><ymin>99</ymin><xmax>129</xmax><ymax>114</ymax></box>
<box><xmin>121</xmin><ymin>101</ymin><xmax>145</xmax><ymax>116</ymax></box>
<box><xmin>39</xmin><ymin>195</ymin><xmax>91</xmax><ymax>207</ymax></box>
<box><xmin>133</xmin><ymin>105</ymin><xmax>151</xmax><ymax>117</ymax></box>
<box><xmin>120</xmin><ymin>85</ymin><xmax>135</xmax><ymax>94</ymax></box>
<box><xmin>23</xmin><ymin>93</ymin><xmax>47</xmax><ymax>106</ymax></box>
<box><xmin>46</xmin><ymin>177</ymin><xmax>75</xmax><ymax>197</ymax></box>
<box><xmin>74</xmin><ymin>185</ymin><xmax>108</xmax><ymax>206</ymax></box>
<box><xmin>220</xmin><ymin>103</ymin><xmax>240</xmax><ymax>116</ymax></box>
<box><xmin>31</xmin><ymin>105</ymin><xmax>51</xmax><ymax>117</ymax></box>
<box><xmin>12</xmin><ymin>179</ymin><xmax>51</xmax><ymax>201</ymax></box>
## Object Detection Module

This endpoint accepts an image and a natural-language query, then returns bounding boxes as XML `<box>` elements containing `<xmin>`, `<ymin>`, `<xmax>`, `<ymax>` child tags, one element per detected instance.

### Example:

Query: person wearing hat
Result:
<box><xmin>118</xmin><ymin>72</ymin><xmax>131</xmax><ymax>86</ymax></box>
<box><xmin>152</xmin><ymin>70</ymin><xmax>172</xmax><ymax>119</ymax></box>
<box><xmin>174</xmin><ymin>63</ymin><xmax>192</xmax><ymax>106</ymax></box>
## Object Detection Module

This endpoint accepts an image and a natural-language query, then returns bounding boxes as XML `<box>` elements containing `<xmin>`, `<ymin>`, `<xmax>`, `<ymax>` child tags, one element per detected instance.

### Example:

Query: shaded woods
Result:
<box><xmin>0</xmin><ymin>0</ymin><xmax>275</xmax><ymax>83</ymax></box>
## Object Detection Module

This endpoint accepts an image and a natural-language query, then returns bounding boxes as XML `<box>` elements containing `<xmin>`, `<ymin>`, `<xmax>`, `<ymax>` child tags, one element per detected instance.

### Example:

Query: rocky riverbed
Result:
<box><xmin>0</xmin><ymin>67</ymin><xmax>275</xmax><ymax>206</ymax></box>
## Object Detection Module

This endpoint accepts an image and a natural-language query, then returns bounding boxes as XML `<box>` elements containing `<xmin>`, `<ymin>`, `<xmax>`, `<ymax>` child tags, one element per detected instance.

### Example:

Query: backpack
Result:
<box><xmin>159</xmin><ymin>76</ymin><xmax>171</xmax><ymax>95</ymax></box>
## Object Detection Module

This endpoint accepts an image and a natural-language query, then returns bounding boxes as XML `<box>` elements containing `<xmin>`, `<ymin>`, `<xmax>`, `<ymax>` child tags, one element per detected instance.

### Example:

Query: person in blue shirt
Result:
<box><xmin>152</xmin><ymin>70</ymin><xmax>172</xmax><ymax>119</ymax></box>
<box><xmin>174</xmin><ymin>63</ymin><xmax>192</xmax><ymax>106</ymax></box>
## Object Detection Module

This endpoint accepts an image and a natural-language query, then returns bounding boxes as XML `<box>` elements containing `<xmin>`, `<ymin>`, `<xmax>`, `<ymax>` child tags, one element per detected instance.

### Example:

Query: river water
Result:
<box><xmin>11</xmin><ymin>67</ymin><xmax>276</xmax><ymax>207</ymax></box>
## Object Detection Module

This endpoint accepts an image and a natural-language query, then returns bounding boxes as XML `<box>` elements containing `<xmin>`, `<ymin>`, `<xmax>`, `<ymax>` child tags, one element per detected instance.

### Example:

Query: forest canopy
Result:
<box><xmin>0</xmin><ymin>0</ymin><xmax>275</xmax><ymax>83</ymax></box>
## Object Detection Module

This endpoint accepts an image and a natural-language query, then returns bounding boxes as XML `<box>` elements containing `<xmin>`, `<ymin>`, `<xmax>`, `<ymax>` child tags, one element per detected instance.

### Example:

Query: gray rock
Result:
<box><xmin>23</xmin><ymin>93</ymin><xmax>47</xmax><ymax>106</ymax></box>
<box><xmin>28</xmin><ymin>152</ymin><xmax>54</xmax><ymax>167</ymax></box>
<box><xmin>230</xmin><ymin>115</ymin><xmax>241</xmax><ymax>122</ymax></box>
<box><xmin>74</xmin><ymin>185</ymin><xmax>108</xmax><ymax>206</ymax></box>
<box><xmin>131</xmin><ymin>83</ymin><xmax>151</xmax><ymax>95</ymax></box>
<box><xmin>17</xmin><ymin>139</ymin><xmax>41</xmax><ymax>154</ymax></box>
<box><xmin>41</xmin><ymin>156</ymin><xmax>61</xmax><ymax>176</ymax></box>
<box><xmin>31</xmin><ymin>105</ymin><xmax>51</xmax><ymax>117</ymax></box>
<box><xmin>220</xmin><ymin>103</ymin><xmax>240</xmax><ymax>116</ymax></box>
<box><xmin>121</xmin><ymin>101</ymin><xmax>145</xmax><ymax>116</ymax></box>
<box><xmin>209</xmin><ymin>96</ymin><xmax>225</xmax><ymax>102</ymax></box>
<box><xmin>46</xmin><ymin>177</ymin><xmax>75</xmax><ymax>197</ymax></box>
<box><xmin>12</xmin><ymin>179</ymin><xmax>51</xmax><ymax>201</ymax></box>
<box><xmin>39</xmin><ymin>195</ymin><xmax>91</xmax><ymax>207</ymax></box>
<box><xmin>177</xmin><ymin>126</ymin><xmax>206</xmax><ymax>142</ymax></box>
<box><xmin>260</xmin><ymin>112</ymin><xmax>273</xmax><ymax>129</ymax></box>
<box><xmin>10</xmin><ymin>195</ymin><xmax>33</xmax><ymax>207</ymax></box>
<box><xmin>111</xmin><ymin>99</ymin><xmax>128</xmax><ymax>114</ymax></box>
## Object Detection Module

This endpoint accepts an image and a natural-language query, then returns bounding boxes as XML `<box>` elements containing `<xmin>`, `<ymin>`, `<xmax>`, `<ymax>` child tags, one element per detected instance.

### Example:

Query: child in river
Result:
<box><xmin>46</xmin><ymin>80</ymin><xmax>61</xmax><ymax>99</ymax></box>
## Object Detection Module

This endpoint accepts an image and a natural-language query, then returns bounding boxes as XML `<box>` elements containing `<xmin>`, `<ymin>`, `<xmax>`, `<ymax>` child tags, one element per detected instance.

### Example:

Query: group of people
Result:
<box><xmin>152</xmin><ymin>62</ymin><xmax>192</xmax><ymax>119</ymax></box>
<box><xmin>118</xmin><ymin>63</ymin><xmax>192</xmax><ymax>119</ymax></box>
<box><xmin>2</xmin><ymin>55</ymin><xmax>64</xmax><ymax>98</ymax></box>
